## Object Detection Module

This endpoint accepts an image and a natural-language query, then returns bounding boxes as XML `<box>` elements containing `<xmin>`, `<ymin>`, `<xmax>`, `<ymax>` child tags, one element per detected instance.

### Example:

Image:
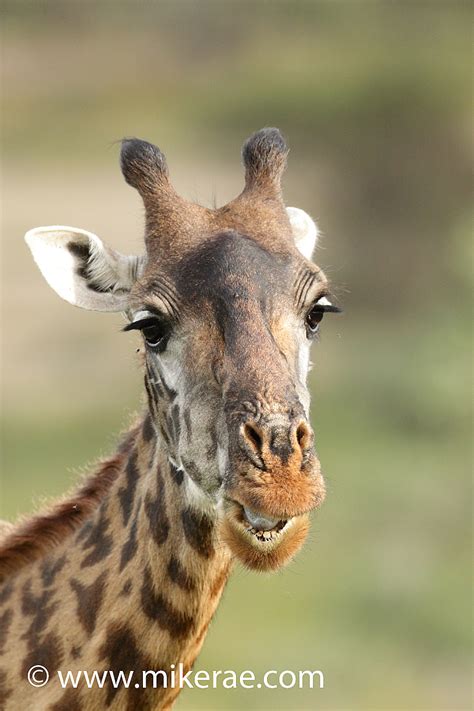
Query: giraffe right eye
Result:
<box><xmin>123</xmin><ymin>317</ymin><xmax>170</xmax><ymax>352</ymax></box>
<box><xmin>142</xmin><ymin>321</ymin><xmax>167</xmax><ymax>349</ymax></box>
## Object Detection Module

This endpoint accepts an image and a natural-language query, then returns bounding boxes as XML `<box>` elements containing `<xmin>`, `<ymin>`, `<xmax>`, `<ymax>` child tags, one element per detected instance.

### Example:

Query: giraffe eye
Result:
<box><xmin>123</xmin><ymin>316</ymin><xmax>170</xmax><ymax>352</ymax></box>
<box><xmin>305</xmin><ymin>299</ymin><xmax>342</xmax><ymax>339</ymax></box>
<box><xmin>142</xmin><ymin>322</ymin><xmax>167</xmax><ymax>349</ymax></box>
<box><xmin>305</xmin><ymin>306</ymin><xmax>324</xmax><ymax>336</ymax></box>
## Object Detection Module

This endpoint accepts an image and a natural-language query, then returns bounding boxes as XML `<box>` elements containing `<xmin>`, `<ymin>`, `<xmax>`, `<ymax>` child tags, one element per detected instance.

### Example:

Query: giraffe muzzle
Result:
<box><xmin>219</xmin><ymin>413</ymin><xmax>326</xmax><ymax>571</ymax></box>
<box><xmin>227</xmin><ymin>413</ymin><xmax>324</xmax><ymax>520</ymax></box>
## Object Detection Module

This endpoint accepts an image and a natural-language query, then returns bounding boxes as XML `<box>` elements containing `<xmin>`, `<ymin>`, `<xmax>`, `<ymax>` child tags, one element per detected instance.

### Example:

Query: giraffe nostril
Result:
<box><xmin>242</xmin><ymin>421</ymin><xmax>263</xmax><ymax>454</ymax></box>
<box><xmin>296</xmin><ymin>421</ymin><xmax>311</xmax><ymax>451</ymax></box>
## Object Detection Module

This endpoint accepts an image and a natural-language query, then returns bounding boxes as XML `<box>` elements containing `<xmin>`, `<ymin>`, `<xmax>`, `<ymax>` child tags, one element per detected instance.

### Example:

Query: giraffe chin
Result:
<box><xmin>219</xmin><ymin>500</ymin><xmax>310</xmax><ymax>572</ymax></box>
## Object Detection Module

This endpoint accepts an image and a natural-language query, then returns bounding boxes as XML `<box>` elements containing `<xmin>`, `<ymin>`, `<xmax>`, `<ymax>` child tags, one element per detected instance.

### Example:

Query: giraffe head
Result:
<box><xmin>25</xmin><ymin>129</ymin><xmax>340</xmax><ymax>572</ymax></box>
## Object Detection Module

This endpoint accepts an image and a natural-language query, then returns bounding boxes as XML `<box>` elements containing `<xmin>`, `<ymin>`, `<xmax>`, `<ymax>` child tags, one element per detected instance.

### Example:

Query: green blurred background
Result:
<box><xmin>1</xmin><ymin>2</ymin><xmax>472</xmax><ymax>709</ymax></box>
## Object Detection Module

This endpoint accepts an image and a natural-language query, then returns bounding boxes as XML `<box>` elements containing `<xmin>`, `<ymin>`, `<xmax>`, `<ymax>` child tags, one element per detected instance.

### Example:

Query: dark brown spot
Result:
<box><xmin>167</xmin><ymin>556</ymin><xmax>196</xmax><ymax>592</ymax></box>
<box><xmin>142</xmin><ymin>413</ymin><xmax>155</xmax><ymax>443</ymax></box>
<box><xmin>21</xmin><ymin>581</ymin><xmax>59</xmax><ymax>641</ymax></box>
<box><xmin>71</xmin><ymin>645</ymin><xmax>82</xmax><ymax>660</ymax></box>
<box><xmin>141</xmin><ymin>566</ymin><xmax>194</xmax><ymax>639</ymax></box>
<box><xmin>144</xmin><ymin>374</ymin><xmax>159</xmax><ymax>418</ymax></box>
<box><xmin>159</xmin><ymin>424</ymin><xmax>170</xmax><ymax>447</ymax></box>
<box><xmin>206</xmin><ymin>424</ymin><xmax>218</xmax><ymax>460</ymax></box>
<box><xmin>152</xmin><ymin>377</ymin><xmax>165</xmax><ymax>399</ymax></box>
<box><xmin>119</xmin><ymin>518</ymin><xmax>139</xmax><ymax>572</ymax></box>
<box><xmin>0</xmin><ymin>581</ymin><xmax>13</xmax><ymax>606</ymax></box>
<box><xmin>118</xmin><ymin>425</ymin><xmax>140</xmax><ymax>455</ymax></box>
<box><xmin>148</xmin><ymin>440</ymin><xmax>157</xmax><ymax>468</ymax></box>
<box><xmin>144</xmin><ymin>471</ymin><xmax>169</xmax><ymax>546</ymax></box>
<box><xmin>21</xmin><ymin>631</ymin><xmax>63</xmax><ymax>678</ymax></box>
<box><xmin>99</xmin><ymin>622</ymin><xmax>155</xmax><ymax>708</ymax></box>
<box><xmin>80</xmin><ymin>505</ymin><xmax>112</xmax><ymax>568</ymax></box>
<box><xmin>0</xmin><ymin>609</ymin><xmax>13</xmax><ymax>655</ymax></box>
<box><xmin>41</xmin><ymin>554</ymin><xmax>67</xmax><ymax>587</ymax></box>
<box><xmin>145</xmin><ymin>360</ymin><xmax>164</xmax><ymax>399</ymax></box>
<box><xmin>181</xmin><ymin>508</ymin><xmax>215</xmax><ymax>559</ymax></box>
<box><xmin>118</xmin><ymin>450</ymin><xmax>140</xmax><ymax>527</ymax></box>
<box><xmin>20</xmin><ymin>578</ymin><xmax>35</xmax><ymax>615</ymax></box>
<box><xmin>70</xmin><ymin>570</ymin><xmax>108</xmax><ymax>635</ymax></box>
<box><xmin>75</xmin><ymin>520</ymin><xmax>93</xmax><ymax>543</ymax></box>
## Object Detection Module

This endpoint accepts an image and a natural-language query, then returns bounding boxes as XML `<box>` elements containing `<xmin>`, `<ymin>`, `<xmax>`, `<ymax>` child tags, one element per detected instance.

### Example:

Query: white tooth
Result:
<box><xmin>243</xmin><ymin>507</ymin><xmax>279</xmax><ymax>531</ymax></box>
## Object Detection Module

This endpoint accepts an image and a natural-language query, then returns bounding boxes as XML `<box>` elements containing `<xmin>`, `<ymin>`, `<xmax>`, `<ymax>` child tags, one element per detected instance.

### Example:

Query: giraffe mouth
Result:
<box><xmin>242</xmin><ymin>506</ymin><xmax>289</xmax><ymax>541</ymax></box>
<box><xmin>219</xmin><ymin>500</ymin><xmax>310</xmax><ymax>571</ymax></box>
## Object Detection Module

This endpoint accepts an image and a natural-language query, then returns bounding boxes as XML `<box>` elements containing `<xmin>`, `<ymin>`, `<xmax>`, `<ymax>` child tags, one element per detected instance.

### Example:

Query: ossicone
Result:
<box><xmin>120</xmin><ymin>138</ymin><xmax>170</xmax><ymax>196</ymax></box>
<box><xmin>241</xmin><ymin>127</ymin><xmax>289</xmax><ymax>197</ymax></box>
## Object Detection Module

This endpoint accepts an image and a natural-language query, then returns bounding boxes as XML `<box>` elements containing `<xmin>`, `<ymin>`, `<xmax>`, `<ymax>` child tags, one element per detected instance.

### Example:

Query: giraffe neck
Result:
<box><xmin>2</xmin><ymin>414</ymin><xmax>233</xmax><ymax>710</ymax></box>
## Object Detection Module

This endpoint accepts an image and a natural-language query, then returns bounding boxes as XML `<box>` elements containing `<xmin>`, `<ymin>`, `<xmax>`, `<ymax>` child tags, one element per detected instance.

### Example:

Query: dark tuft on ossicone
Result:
<box><xmin>120</xmin><ymin>138</ymin><xmax>168</xmax><ymax>193</ymax></box>
<box><xmin>241</xmin><ymin>127</ymin><xmax>288</xmax><ymax>193</ymax></box>
<box><xmin>242</xmin><ymin>127</ymin><xmax>287</xmax><ymax>164</ymax></box>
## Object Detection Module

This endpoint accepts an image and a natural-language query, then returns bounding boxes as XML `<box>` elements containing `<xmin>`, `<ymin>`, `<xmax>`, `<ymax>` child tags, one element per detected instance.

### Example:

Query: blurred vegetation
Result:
<box><xmin>1</xmin><ymin>2</ymin><xmax>472</xmax><ymax>710</ymax></box>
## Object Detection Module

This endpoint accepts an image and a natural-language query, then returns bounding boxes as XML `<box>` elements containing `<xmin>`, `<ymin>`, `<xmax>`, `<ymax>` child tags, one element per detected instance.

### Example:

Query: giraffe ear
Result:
<box><xmin>286</xmin><ymin>207</ymin><xmax>319</xmax><ymax>260</ymax></box>
<box><xmin>25</xmin><ymin>226</ymin><xmax>144</xmax><ymax>312</ymax></box>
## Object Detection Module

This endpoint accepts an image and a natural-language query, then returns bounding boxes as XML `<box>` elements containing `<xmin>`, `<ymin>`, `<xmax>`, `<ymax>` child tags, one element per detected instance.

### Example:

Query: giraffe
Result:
<box><xmin>0</xmin><ymin>128</ymin><xmax>340</xmax><ymax>710</ymax></box>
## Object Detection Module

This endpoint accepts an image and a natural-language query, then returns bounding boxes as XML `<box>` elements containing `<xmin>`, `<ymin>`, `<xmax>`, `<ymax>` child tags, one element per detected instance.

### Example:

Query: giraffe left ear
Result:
<box><xmin>286</xmin><ymin>207</ymin><xmax>319</xmax><ymax>260</ymax></box>
<box><xmin>25</xmin><ymin>226</ymin><xmax>144</xmax><ymax>312</ymax></box>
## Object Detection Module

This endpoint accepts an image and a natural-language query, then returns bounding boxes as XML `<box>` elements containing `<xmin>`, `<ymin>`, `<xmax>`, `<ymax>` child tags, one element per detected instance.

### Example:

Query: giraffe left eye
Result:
<box><xmin>305</xmin><ymin>299</ymin><xmax>342</xmax><ymax>338</ymax></box>
<box><xmin>305</xmin><ymin>306</ymin><xmax>324</xmax><ymax>336</ymax></box>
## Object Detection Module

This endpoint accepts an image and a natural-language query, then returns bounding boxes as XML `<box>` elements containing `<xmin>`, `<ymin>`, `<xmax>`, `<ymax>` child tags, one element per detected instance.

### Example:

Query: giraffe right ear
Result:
<box><xmin>286</xmin><ymin>207</ymin><xmax>319</xmax><ymax>260</ymax></box>
<box><xmin>25</xmin><ymin>226</ymin><xmax>144</xmax><ymax>312</ymax></box>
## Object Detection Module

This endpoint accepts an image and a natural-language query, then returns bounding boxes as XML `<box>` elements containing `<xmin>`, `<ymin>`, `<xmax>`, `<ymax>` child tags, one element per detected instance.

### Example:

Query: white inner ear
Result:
<box><xmin>25</xmin><ymin>225</ymin><xmax>142</xmax><ymax>312</ymax></box>
<box><xmin>286</xmin><ymin>207</ymin><xmax>319</xmax><ymax>260</ymax></box>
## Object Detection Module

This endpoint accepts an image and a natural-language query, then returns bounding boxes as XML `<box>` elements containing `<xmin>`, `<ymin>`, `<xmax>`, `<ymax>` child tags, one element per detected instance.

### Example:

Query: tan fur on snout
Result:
<box><xmin>228</xmin><ymin>456</ymin><xmax>326</xmax><ymax>521</ymax></box>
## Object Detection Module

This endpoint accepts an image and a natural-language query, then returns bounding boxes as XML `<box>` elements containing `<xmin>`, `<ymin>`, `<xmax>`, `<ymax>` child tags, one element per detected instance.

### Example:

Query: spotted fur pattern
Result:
<box><xmin>0</xmin><ymin>423</ymin><xmax>232</xmax><ymax>710</ymax></box>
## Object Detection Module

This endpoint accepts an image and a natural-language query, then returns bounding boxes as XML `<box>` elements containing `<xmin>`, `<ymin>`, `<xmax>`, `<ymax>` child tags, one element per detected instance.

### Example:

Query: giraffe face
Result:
<box><xmin>127</xmin><ymin>229</ymin><xmax>338</xmax><ymax>571</ymax></box>
<box><xmin>25</xmin><ymin>129</ymin><xmax>340</xmax><ymax>571</ymax></box>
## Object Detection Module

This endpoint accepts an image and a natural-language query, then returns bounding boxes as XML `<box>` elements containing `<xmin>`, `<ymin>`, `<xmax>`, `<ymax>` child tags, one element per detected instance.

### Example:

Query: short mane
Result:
<box><xmin>0</xmin><ymin>423</ymin><xmax>140</xmax><ymax>582</ymax></box>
